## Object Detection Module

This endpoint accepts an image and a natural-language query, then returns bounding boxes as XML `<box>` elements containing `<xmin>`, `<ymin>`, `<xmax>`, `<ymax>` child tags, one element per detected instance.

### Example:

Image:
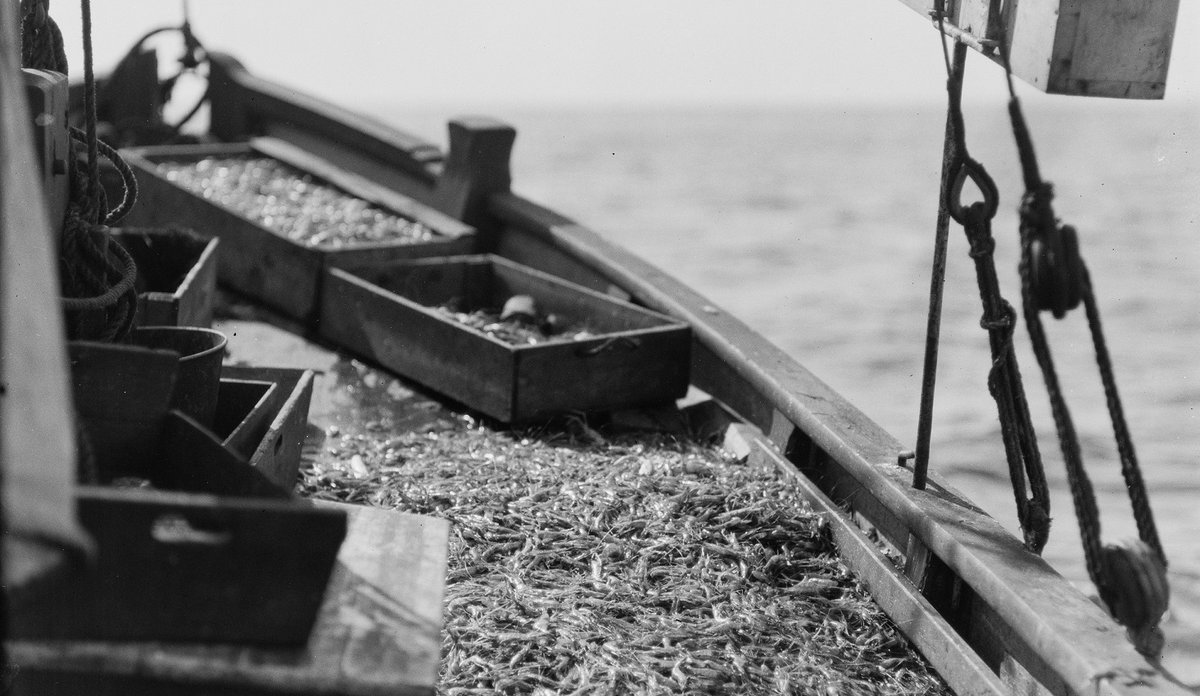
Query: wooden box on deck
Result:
<box><xmin>218</xmin><ymin>365</ymin><xmax>316</xmax><ymax>490</ymax></box>
<box><xmin>898</xmin><ymin>0</ymin><xmax>1180</xmax><ymax>98</ymax></box>
<box><xmin>112</xmin><ymin>227</ymin><xmax>220</xmax><ymax>328</ymax></box>
<box><xmin>320</xmin><ymin>254</ymin><xmax>692</xmax><ymax>423</ymax></box>
<box><xmin>7</xmin><ymin>503</ymin><xmax>447</xmax><ymax>696</ymax></box>
<box><xmin>25</xmin><ymin>341</ymin><xmax>345</xmax><ymax>644</ymax></box>
<box><xmin>120</xmin><ymin>138</ymin><xmax>475</xmax><ymax>321</ymax></box>
<box><xmin>8</xmin><ymin>486</ymin><xmax>347</xmax><ymax>645</ymax></box>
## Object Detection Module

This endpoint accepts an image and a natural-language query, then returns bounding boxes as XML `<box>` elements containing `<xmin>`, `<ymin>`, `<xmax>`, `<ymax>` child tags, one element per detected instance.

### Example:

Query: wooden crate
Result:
<box><xmin>214</xmin><ymin>377</ymin><xmax>278</xmax><ymax>458</ymax></box>
<box><xmin>219</xmin><ymin>365</ymin><xmax>317</xmax><ymax>491</ymax></box>
<box><xmin>8</xmin><ymin>503</ymin><xmax>447</xmax><ymax>696</ymax></box>
<box><xmin>41</xmin><ymin>342</ymin><xmax>345</xmax><ymax>644</ymax></box>
<box><xmin>320</xmin><ymin>254</ymin><xmax>691</xmax><ymax>423</ymax></box>
<box><xmin>113</xmin><ymin>227</ymin><xmax>219</xmax><ymax>328</ymax></box>
<box><xmin>8</xmin><ymin>486</ymin><xmax>347</xmax><ymax>646</ymax></box>
<box><xmin>120</xmin><ymin>137</ymin><xmax>475</xmax><ymax>321</ymax></box>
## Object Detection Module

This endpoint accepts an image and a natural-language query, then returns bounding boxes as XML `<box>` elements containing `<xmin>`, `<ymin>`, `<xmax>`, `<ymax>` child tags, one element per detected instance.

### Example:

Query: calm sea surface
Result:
<box><xmin>378</xmin><ymin>103</ymin><xmax>1200</xmax><ymax>676</ymax></box>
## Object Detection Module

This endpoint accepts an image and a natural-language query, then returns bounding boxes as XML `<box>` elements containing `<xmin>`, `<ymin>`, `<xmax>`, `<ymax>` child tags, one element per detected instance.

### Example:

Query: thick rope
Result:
<box><xmin>999</xmin><ymin>33</ymin><xmax>1168</xmax><ymax>655</ymax></box>
<box><xmin>963</xmin><ymin>201</ymin><xmax>1052</xmax><ymax>554</ymax></box>
<box><xmin>23</xmin><ymin>0</ymin><xmax>141</xmax><ymax>341</ymax></box>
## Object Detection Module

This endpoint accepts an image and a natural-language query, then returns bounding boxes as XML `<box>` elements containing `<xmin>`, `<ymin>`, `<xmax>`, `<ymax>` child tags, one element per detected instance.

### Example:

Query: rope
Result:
<box><xmin>911</xmin><ymin>29</ymin><xmax>962</xmax><ymax>492</ymax></box>
<box><xmin>998</xmin><ymin>33</ymin><xmax>1168</xmax><ymax>656</ymax></box>
<box><xmin>23</xmin><ymin>0</ymin><xmax>141</xmax><ymax>341</ymax></box>
<box><xmin>913</xmin><ymin>29</ymin><xmax>1052</xmax><ymax>553</ymax></box>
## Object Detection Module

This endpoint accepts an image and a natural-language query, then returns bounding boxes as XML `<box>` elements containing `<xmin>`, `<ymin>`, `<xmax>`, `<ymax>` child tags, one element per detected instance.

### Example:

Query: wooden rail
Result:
<box><xmin>206</xmin><ymin>53</ymin><xmax>444</xmax><ymax>200</ymax></box>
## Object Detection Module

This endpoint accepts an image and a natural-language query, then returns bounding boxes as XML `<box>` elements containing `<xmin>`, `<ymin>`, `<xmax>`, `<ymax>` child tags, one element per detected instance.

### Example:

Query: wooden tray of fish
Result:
<box><xmin>120</xmin><ymin>137</ymin><xmax>475</xmax><ymax>321</ymax></box>
<box><xmin>320</xmin><ymin>254</ymin><xmax>691</xmax><ymax>423</ymax></box>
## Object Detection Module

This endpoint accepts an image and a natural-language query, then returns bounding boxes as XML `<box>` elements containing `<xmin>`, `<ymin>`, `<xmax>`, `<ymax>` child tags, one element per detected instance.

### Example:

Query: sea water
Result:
<box><xmin>379</xmin><ymin>102</ymin><xmax>1200</xmax><ymax>676</ymax></box>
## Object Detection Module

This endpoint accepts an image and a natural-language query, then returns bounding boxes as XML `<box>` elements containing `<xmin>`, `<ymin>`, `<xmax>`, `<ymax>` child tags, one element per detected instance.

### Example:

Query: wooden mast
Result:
<box><xmin>897</xmin><ymin>0</ymin><xmax>1180</xmax><ymax>99</ymax></box>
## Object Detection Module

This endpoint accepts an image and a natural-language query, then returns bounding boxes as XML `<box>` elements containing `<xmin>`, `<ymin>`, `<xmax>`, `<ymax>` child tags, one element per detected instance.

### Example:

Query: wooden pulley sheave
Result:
<box><xmin>909</xmin><ymin>0</ymin><xmax>1174</xmax><ymax>657</ymax></box>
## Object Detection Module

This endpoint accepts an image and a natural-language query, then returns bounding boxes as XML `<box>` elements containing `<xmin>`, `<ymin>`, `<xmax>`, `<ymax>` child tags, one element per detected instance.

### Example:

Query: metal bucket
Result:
<box><xmin>132</xmin><ymin>326</ymin><xmax>228</xmax><ymax>428</ymax></box>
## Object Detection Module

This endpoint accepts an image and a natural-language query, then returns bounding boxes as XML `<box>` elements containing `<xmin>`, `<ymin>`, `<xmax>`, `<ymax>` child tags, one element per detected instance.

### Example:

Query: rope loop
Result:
<box><xmin>948</xmin><ymin>158</ymin><xmax>1000</xmax><ymax>225</ymax></box>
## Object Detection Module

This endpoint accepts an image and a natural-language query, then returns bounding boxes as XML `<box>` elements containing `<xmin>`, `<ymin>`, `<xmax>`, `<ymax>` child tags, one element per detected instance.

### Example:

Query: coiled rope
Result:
<box><xmin>22</xmin><ymin>0</ymin><xmax>141</xmax><ymax>342</ymax></box>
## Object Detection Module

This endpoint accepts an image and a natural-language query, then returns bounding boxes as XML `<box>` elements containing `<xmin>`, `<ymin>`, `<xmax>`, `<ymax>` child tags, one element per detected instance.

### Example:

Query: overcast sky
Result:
<box><xmin>52</xmin><ymin>1</ymin><xmax>1199</xmax><ymax>109</ymax></box>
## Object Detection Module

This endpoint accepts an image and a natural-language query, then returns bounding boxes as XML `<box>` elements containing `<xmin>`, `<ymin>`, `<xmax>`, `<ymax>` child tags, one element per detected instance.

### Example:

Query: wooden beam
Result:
<box><xmin>895</xmin><ymin>0</ymin><xmax>1180</xmax><ymax>99</ymax></box>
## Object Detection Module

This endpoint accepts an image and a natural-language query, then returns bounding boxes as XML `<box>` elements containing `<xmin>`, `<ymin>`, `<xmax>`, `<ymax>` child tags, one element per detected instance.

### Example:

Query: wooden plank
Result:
<box><xmin>206</xmin><ymin>53</ymin><xmax>443</xmax><ymax>185</ymax></box>
<box><xmin>0</xmin><ymin>0</ymin><xmax>91</xmax><ymax>587</ymax></box>
<box><xmin>894</xmin><ymin>0</ymin><xmax>1179</xmax><ymax>98</ymax></box>
<box><xmin>8</xmin><ymin>503</ymin><xmax>448</xmax><ymax>696</ymax></box>
<box><xmin>487</xmin><ymin>191</ymin><xmax>1187</xmax><ymax>695</ymax></box>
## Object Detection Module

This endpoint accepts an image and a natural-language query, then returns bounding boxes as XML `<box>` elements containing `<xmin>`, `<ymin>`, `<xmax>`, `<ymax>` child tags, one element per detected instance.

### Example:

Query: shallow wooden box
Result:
<box><xmin>320</xmin><ymin>254</ymin><xmax>691</xmax><ymax>423</ymax></box>
<box><xmin>9</xmin><ymin>504</ymin><xmax>447</xmax><ymax>696</ymax></box>
<box><xmin>25</xmin><ymin>342</ymin><xmax>346</xmax><ymax>644</ymax></box>
<box><xmin>9</xmin><ymin>486</ymin><xmax>347</xmax><ymax>645</ymax></box>
<box><xmin>216</xmin><ymin>365</ymin><xmax>316</xmax><ymax>491</ymax></box>
<box><xmin>113</xmin><ymin>227</ymin><xmax>219</xmax><ymax>328</ymax></box>
<box><xmin>120</xmin><ymin>137</ymin><xmax>475</xmax><ymax>321</ymax></box>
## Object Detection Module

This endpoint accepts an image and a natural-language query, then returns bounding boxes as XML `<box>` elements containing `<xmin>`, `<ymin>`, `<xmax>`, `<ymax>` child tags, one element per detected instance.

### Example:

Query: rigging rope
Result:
<box><xmin>914</xmin><ymin>28</ymin><xmax>1051</xmax><ymax>554</ymax></box>
<box><xmin>997</xmin><ymin>39</ymin><xmax>1169</xmax><ymax>657</ymax></box>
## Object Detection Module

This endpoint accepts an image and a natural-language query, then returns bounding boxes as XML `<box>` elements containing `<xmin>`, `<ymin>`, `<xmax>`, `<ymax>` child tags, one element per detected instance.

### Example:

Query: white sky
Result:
<box><xmin>52</xmin><ymin>0</ymin><xmax>1200</xmax><ymax>109</ymax></box>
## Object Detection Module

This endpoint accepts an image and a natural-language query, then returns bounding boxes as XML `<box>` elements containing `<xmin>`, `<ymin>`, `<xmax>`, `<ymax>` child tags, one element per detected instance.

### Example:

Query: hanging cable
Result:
<box><xmin>997</xmin><ymin>35</ymin><xmax>1169</xmax><ymax>656</ymax></box>
<box><xmin>913</xmin><ymin>15</ymin><xmax>1051</xmax><ymax>554</ymax></box>
<box><xmin>911</xmin><ymin>3</ymin><xmax>959</xmax><ymax>494</ymax></box>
